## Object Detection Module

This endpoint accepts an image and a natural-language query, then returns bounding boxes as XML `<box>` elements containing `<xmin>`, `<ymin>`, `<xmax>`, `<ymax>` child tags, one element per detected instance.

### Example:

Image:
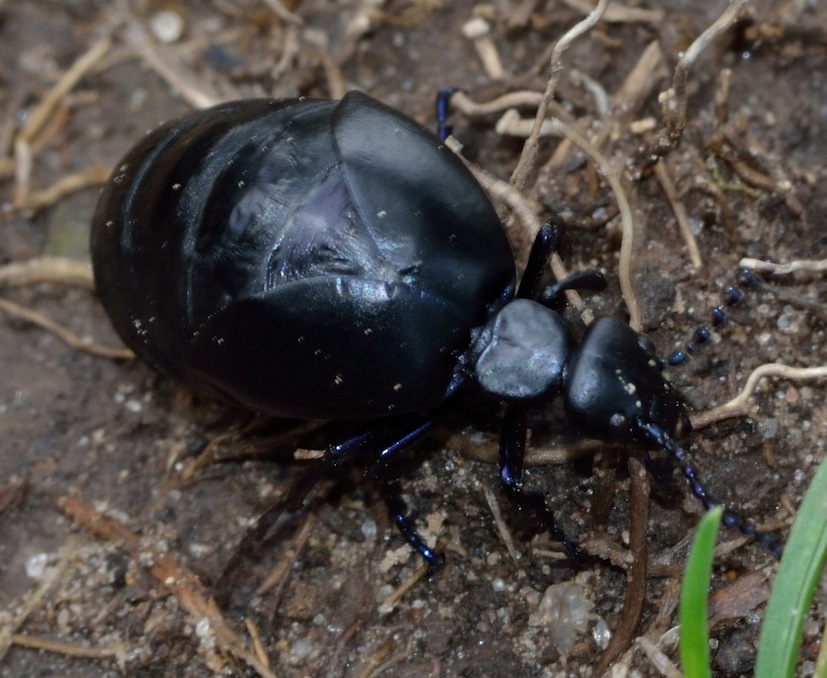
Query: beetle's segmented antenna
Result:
<box><xmin>666</xmin><ymin>268</ymin><xmax>763</xmax><ymax>366</ymax></box>
<box><xmin>636</xmin><ymin>420</ymin><xmax>782</xmax><ymax>558</ymax></box>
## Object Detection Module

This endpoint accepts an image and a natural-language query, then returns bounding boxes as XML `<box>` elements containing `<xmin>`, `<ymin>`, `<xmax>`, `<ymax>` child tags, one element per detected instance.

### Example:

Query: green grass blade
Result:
<box><xmin>756</xmin><ymin>455</ymin><xmax>827</xmax><ymax>678</ymax></box>
<box><xmin>679</xmin><ymin>506</ymin><xmax>723</xmax><ymax>678</ymax></box>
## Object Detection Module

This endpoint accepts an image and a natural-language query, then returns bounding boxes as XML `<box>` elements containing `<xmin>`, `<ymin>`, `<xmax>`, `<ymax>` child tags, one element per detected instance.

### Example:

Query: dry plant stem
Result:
<box><xmin>357</xmin><ymin>637</ymin><xmax>396</xmax><ymax>678</ymax></box>
<box><xmin>692</xmin><ymin>363</ymin><xmax>827</xmax><ymax>429</ymax></box>
<box><xmin>710</xmin><ymin>139</ymin><xmax>802</xmax><ymax>216</ymax></box>
<box><xmin>10</xmin><ymin>635</ymin><xmax>124</xmax><ymax>660</ymax></box>
<box><xmin>23</xmin><ymin>165</ymin><xmax>112</xmax><ymax>212</ymax></box>
<box><xmin>494</xmin><ymin>110</ymin><xmax>642</xmax><ymax>328</ymax></box>
<box><xmin>377</xmin><ymin>561</ymin><xmax>431</xmax><ymax>615</ymax></box>
<box><xmin>0</xmin><ymin>536</ymin><xmax>79</xmax><ymax>661</ymax></box>
<box><xmin>261</xmin><ymin>0</ymin><xmax>302</xmax><ymax>24</ymax></box>
<box><xmin>369</xmin><ymin>0</ymin><xmax>442</xmax><ymax>27</ymax></box>
<box><xmin>59</xmin><ymin>496</ymin><xmax>278</xmax><ymax>678</ymax></box>
<box><xmin>636</xmin><ymin>635</ymin><xmax>682</xmax><ymax>678</ymax></box>
<box><xmin>591</xmin><ymin>456</ymin><xmax>650</xmax><ymax>678</ymax></box>
<box><xmin>740</xmin><ymin>257</ymin><xmax>827</xmax><ymax>275</ymax></box>
<box><xmin>510</xmin><ymin>0</ymin><xmax>609</xmax><ymax>193</ymax></box>
<box><xmin>606</xmin><ymin>40</ymin><xmax>665</xmax><ymax>125</ymax></box>
<box><xmin>0</xmin><ymin>296</ymin><xmax>134</xmax><ymax>360</ymax></box>
<box><xmin>133</xmin><ymin>39</ymin><xmax>224</xmax><ymax>109</ymax></box>
<box><xmin>439</xmin><ymin>429</ymin><xmax>606</xmax><ymax>468</ymax></box>
<box><xmin>444</xmin><ymin>141</ymin><xmax>593</xmax><ymax>323</ymax></box>
<box><xmin>0</xmin><ymin>257</ymin><xmax>94</xmax><ymax>289</ymax></box>
<box><xmin>449</xmin><ymin>89</ymin><xmax>570</xmax><ymax>122</ymax></box>
<box><xmin>561</xmin><ymin>0</ymin><xmax>663</xmax><ymax>24</ymax></box>
<box><xmin>315</xmin><ymin>42</ymin><xmax>349</xmax><ymax>100</ymax></box>
<box><xmin>14</xmin><ymin>38</ymin><xmax>111</xmax><ymax>205</ymax></box>
<box><xmin>555</xmin><ymin>119</ymin><xmax>642</xmax><ymax>330</ymax></box>
<box><xmin>463</xmin><ymin>18</ymin><xmax>504</xmax><ymax>80</ymax></box>
<box><xmin>599</xmin><ymin>582</ymin><xmax>682</xmax><ymax>678</ymax></box>
<box><xmin>482</xmin><ymin>485</ymin><xmax>521</xmax><ymax>564</ymax></box>
<box><xmin>653</xmin><ymin>160</ymin><xmax>702</xmax><ymax>269</ymax></box>
<box><xmin>271</xmin><ymin>24</ymin><xmax>300</xmax><ymax>83</ymax></box>
<box><xmin>255</xmin><ymin>513</ymin><xmax>317</xmax><ymax>597</ymax></box>
<box><xmin>658</xmin><ymin>0</ymin><xmax>748</xmax><ymax>148</ymax></box>
<box><xmin>244</xmin><ymin>618</ymin><xmax>270</xmax><ymax>670</ymax></box>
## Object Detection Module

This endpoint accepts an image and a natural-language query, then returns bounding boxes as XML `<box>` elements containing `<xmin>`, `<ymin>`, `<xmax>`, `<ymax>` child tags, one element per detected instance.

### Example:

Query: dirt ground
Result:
<box><xmin>1</xmin><ymin>1</ymin><xmax>826</xmax><ymax>676</ymax></box>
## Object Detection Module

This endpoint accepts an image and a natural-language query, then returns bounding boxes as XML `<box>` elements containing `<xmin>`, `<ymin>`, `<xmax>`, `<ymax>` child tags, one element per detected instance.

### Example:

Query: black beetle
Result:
<box><xmin>91</xmin><ymin>91</ymin><xmax>778</xmax><ymax>565</ymax></box>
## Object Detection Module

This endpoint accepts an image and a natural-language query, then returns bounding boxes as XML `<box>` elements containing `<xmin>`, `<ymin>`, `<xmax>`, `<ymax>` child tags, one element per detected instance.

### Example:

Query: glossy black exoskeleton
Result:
<box><xmin>91</xmin><ymin>91</ymin><xmax>780</xmax><ymax>569</ymax></box>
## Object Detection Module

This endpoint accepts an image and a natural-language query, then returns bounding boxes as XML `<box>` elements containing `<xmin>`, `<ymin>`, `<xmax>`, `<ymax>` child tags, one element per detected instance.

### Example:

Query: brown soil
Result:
<box><xmin>1</xmin><ymin>1</ymin><xmax>826</xmax><ymax>676</ymax></box>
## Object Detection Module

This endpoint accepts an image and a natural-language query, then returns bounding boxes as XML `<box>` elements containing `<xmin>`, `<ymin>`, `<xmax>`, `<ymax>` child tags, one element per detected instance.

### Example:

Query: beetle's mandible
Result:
<box><xmin>91</xmin><ymin>90</ymin><xmax>780</xmax><ymax>566</ymax></box>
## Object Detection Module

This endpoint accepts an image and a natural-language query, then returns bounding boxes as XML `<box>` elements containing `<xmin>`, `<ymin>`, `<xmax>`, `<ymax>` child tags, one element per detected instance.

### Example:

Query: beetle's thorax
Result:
<box><xmin>471</xmin><ymin>299</ymin><xmax>572</xmax><ymax>407</ymax></box>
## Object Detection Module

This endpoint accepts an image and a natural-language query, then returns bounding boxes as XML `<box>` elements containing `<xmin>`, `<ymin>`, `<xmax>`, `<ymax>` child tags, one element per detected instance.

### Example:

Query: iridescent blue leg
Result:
<box><xmin>435</xmin><ymin>88</ymin><xmax>459</xmax><ymax>141</ymax></box>
<box><xmin>636</xmin><ymin>419</ymin><xmax>782</xmax><ymax>558</ymax></box>
<box><xmin>383</xmin><ymin>480</ymin><xmax>443</xmax><ymax>571</ymax></box>
<box><xmin>218</xmin><ymin>413</ymin><xmax>444</xmax><ymax>602</ymax></box>
<box><xmin>358</xmin><ymin>417</ymin><xmax>445</xmax><ymax>570</ymax></box>
<box><xmin>498</xmin><ymin>405</ymin><xmax>583</xmax><ymax>560</ymax></box>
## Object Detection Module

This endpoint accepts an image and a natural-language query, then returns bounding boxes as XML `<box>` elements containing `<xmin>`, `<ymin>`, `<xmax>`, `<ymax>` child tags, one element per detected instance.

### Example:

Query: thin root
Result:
<box><xmin>0</xmin><ymin>257</ymin><xmax>94</xmax><ymax>289</ymax></box>
<box><xmin>0</xmin><ymin>296</ymin><xmax>133</xmax><ymax>360</ymax></box>
<box><xmin>0</xmin><ymin>297</ymin><xmax>135</xmax><ymax>360</ymax></box>
<box><xmin>654</xmin><ymin>160</ymin><xmax>702</xmax><ymax>269</ymax></box>
<box><xmin>740</xmin><ymin>257</ymin><xmax>827</xmax><ymax>276</ymax></box>
<box><xmin>693</xmin><ymin>363</ymin><xmax>827</xmax><ymax>429</ymax></box>
<box><xmin>482</xmin><ymin>485</ymin><xmax>521</xmax><ymax>564</ymax></box>
<box><xmin>377</xmin><ymin>560</ymin><xmax>431</xmax><ymax>615</ymax></box>
<box><xmin>14</xmin><ymin>38</ymin><xmax>111</xmax><ymax>206</ymax></box>
<box><xmin>657</xmin><ymin>0</ymin><xmax>748</xmax><ymax>150</ymax></box>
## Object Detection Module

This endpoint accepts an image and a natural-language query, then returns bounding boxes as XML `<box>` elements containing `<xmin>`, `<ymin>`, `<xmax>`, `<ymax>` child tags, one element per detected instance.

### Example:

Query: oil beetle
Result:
<box><xmin>91</xmin><ymin>90</ymin><xmax>780</xmax><ymax>568</ymax></box>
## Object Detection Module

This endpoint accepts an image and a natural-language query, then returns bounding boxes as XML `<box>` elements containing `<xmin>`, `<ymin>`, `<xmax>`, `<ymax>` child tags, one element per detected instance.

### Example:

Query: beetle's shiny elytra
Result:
<box><xmin>92</xmin><ymin>92</ymin><xmax>515</xmax><ymax>419</ymax></box>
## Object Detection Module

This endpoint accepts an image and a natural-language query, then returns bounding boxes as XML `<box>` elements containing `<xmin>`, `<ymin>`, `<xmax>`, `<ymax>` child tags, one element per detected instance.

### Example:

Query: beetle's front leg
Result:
<box><xmin>498</xmin><ymin>405</ymin><xmax>582</xmax><ymax>561</ymax></box>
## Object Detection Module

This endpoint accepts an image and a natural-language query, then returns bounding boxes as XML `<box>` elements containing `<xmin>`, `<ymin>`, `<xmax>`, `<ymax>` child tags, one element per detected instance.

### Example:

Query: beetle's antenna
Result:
<box><xmin>665</xmin><ymin>268</ymin><xmax>762</xmax><ymax>366</ymax></box>
<box><xmin>635</xmin><ymin>419</ymin><xmax>782</xmax><ymax>558</ymax></box>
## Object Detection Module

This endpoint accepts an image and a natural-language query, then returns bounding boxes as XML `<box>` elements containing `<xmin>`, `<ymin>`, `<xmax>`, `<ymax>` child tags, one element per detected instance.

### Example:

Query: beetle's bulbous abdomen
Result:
<box><xmin>91</xmin><ymin>92</ymin><xmax>515</xmax><ymax>418</ymax></box>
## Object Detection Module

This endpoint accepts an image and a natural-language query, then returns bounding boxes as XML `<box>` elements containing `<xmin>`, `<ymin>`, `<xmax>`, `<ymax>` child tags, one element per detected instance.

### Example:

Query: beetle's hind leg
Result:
<box><xmin>498</xmin><ymin>406</ymin><xmax>583</xmax><ymax>561</ymax></box>
<box><xmin>357</xmin><ymin>416</ymin><xmax>446</xmax><ymax>571</ymax></box>
<box><xmin>381</xmin><ymin>480</ymin><xmax>443</xmax><ymax>571</ymax></box>
<box><xmin>311</xmin><ymin>413</ymin><xmax>445</xmax><ymax>572</ymax></box>
<box><xmin>215</xmin><ymin>414</ymin><xmax>441</xmax><ymax>611</ymax></box>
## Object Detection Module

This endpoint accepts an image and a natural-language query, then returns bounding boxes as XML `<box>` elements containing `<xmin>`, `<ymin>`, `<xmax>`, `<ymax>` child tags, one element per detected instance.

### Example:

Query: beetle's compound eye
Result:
<box><xmin>474</xmin><ymin>299</ymin><xmax>572</xmax><ymax>405</ymax></box>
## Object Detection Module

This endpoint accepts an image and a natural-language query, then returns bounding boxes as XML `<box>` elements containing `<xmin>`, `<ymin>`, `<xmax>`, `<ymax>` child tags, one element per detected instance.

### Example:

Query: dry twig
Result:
<box><xmin>510</xmin><ymin>0</ymin><xmax>609</xmax><ymax>192</ymax></box>
<box><xmin>13</xmin><ymin>38</ymin><xmax>111</xmax><ymax>206</ymax></box>
<box><xmin>656</xmin><ymin>0</ymin><xmax>748</xmax><ymax>151</ymax></box>
<box><xmin>60</xmin><ymin>496</ymin><xmax>277</xmax><ymax>678</ymax></box>
<box><xmin>0</xmin><ymin>257</ymin><xmax>94</xmax><ymax>289</ymax></box>
<box><xmin>654</xmin><ymin>160</ymin><xmax>702</xmax><ymax>269</ymax></box>
<box><xmin>590</xmin><ymin>456</ymin><xmax>649</xmax><ymax>677</ymax></box>
<box><xmin>482</xmin><ymin>485</ymin><xmax>521</xmax><ymax>564</ymax></box>
<box><xmin>0</xmin><ymin>296</ymin><xmax>133</xmax><ymax>360</ymax></box>
<box><xmin>0</xmin><ymin>537</ymin><xmax>80</xmax><ymax>661</ymax></box>
<box><xmin>377</xmin><ymin>561</ymin><xmax>431</xmax><ymax>615</ymax></box>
